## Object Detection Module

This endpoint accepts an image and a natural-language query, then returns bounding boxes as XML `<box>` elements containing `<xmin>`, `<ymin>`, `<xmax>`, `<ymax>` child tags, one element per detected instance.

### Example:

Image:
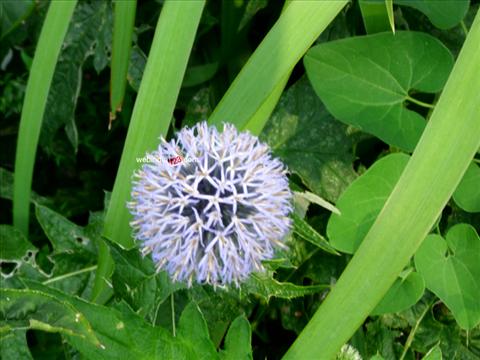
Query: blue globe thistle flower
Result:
<box><xmin>128</xmin><ymin>122</ymin><xmax>292</xmax><ymax>287</ymax></box>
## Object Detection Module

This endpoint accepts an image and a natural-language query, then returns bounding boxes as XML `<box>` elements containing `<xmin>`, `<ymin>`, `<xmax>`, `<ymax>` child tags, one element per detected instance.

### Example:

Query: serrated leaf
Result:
<box><xmin>127</xmin><ymin>45</ymin><xmax>147</xmax><ymax>92</ymax></box>
<box><xmin>178</xmin><ymin>302</ymin><xmax>218</xmax><ymax>360</ymax></box>
<box><xmin>0</xmin><ymin>288</ymin><xmax>100</xmax><ymax>347</ymax></box>
<box><xmin>327</xmin><ymin>153</ymin><xmax>410</xmax><ymax>254</ymax></box>
<box><xmin>260</xmin><ymin>78</ymin><xmax>358</xmax><ymax>202</ymax></box>
<box><xmin>0</xmin><ymin>330</ymin><xmax>32</xmax><ymax>360</ymax></box>
<box><xmin>0</xmin><ymin>0</ymin><xmax>34</xmax><ymax>38</ymax></box>
<box><xmin>221</xmin><ymin>315</ymin><xmax>252</xmax><ymax>360</ymax></box>
<box><xmin>40</xmin><ymin>1</ymin><xmax>110</xmax><ymax>154</ymax></box>
<box><xmin>304</xmin><ymin>32</ymin><xmax>453</xmax><ymax>151</ymax></box>
<box><xmin>242</xmin><ymin>273</ymin><xmax>328</xmax><ymax>301</ymax></box>
<box><xmin>0</xmin><ymin>225</ymin><xmax>37</xmax><ymax>262</ymax></box>
<box><xmin>395</xmin><ymin>0</ymin><xmax>470</xmax><ymax>29</ymax></box>
<box><xmin>22</xmin><ymin>281</ymin><xmax>193</xmax><ymax>359</ymax></box>
<box><xmin>108</xmin><ymin>242</ymin><xmax>185</xmax><ymax>320</ymax></box>
<box><xmin>33</xmin><ymin>205</ymin><xmax>99</xmax><ymax>295</ymax></box>
<box><xmin>414</xmin><ymin>224</ymin><xmax>480</xmax><ymax>329</ymax></box>
<box><xmin>371</xmin><ymin>271</ymin><xmax>425</xmax><ymax>315</ymax></box>
<box><xmin>453</xmin><ymin>162</ymin><xmax>480</xmax><ymax>212</ymax></box>
<box><xmin>35</xmin><ymin>204</ymin><xmax>95</xmax><ymax>254</ymax></box>
<box><xmin>292</xmin><ymin>213</ymin><xmax>339</xmax><ymax>255</ymax></box>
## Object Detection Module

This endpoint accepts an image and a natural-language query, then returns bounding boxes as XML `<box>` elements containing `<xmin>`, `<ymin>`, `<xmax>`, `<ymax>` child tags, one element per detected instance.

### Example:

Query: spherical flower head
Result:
<box><xmin>128</xmin><ymin>121</ymin><xmax>292</xmax><ymax>287</ymax></box>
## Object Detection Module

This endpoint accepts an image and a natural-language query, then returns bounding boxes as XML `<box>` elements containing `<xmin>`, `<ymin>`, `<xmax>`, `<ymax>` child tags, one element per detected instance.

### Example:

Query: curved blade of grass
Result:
<box><xmin>109</xmin><ymin>0</ymin><xmax>136</xmax><ymax>125</ymax></box>
<box><xmin>359</xmin><ymin>0</ymin><xmax>392</xmax><ymax>33</ymax></box>
<box><xmin>13</xmin><ymin>1</ymin><xmax>77</xmax><ymax>235</ymax></box>
<box><xmin>103</xmin><ymin>0</ymin><xmax>205</xmax><ymax>248</ymax></box>
<box><xmin>208</xmin><ymin>0</ymin><xmax>347</xmax><ymax>132</ymax></box>
<box><xmin>386</xmin><ymin>0</ymin><xmax>395</xmax><ymax>33</ymax></box>
<box><xmin>284</xmin><ymin>9</ymin><xmax>480</xmax><ymax>359</ymax></box>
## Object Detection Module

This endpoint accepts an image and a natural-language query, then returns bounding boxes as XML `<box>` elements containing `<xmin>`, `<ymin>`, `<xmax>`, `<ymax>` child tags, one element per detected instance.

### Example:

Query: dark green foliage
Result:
<box><xmin>1</xmin><ymin>0</ymin><xmax>479</xmax><ymax>359</ymax></box>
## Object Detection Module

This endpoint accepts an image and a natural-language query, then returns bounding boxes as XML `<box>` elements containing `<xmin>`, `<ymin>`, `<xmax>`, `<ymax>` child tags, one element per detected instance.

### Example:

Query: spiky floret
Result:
<box><xmin>128</xmin><ymin>122</ymin><xmax>292</xmax><ymax>287</ymax></box>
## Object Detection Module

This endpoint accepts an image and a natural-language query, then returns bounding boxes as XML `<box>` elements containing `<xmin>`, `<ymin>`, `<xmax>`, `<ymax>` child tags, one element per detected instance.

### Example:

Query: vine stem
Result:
<box><xmin>405</xmin><ymin>95</ymin><xmax>435</xmax><ymax>109</ymax></box>
<box><xmin>42</xmin><ymin>265</ymin><xmax>97</xmax><ymax>285</ymax></box>
<box><xmin>399</xmin><ymin>301</ymin><xmax>432</xmax><ymax>360</ymax></box>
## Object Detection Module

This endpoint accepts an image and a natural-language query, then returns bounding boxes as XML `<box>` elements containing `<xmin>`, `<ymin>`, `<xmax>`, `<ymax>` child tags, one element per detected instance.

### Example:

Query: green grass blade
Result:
<box><xmin>12</xmin><ymin>1</ymin><xmax>77</xmax><ymax>235</ymax></box>
<box><xmin>208</xmin><ymin>0</ymin><xmax>347</xmax><ymax>132</ymax></box>
<box><xmin>103</xmin><ymin>0</ymin><xmax>205</xmax><ymax>248</ymax></box>
<box><xmin>386</xmin><ymin>0</ymin><xmax>395</xmax><ymax>33</ymax></box>
<box><xmin>110</xmin><ymin>0</ymin><xmax>136</xmax><ymax>124</ymax></box>
<box><xmin>359</xmin><ymin>0</ymin><xmax>392</xmax><ymax>34</ymax></box>
<box><xmin>284</xmin><ymin>9</ymin><xmax>480</xmax><ymax>359</ymax></box>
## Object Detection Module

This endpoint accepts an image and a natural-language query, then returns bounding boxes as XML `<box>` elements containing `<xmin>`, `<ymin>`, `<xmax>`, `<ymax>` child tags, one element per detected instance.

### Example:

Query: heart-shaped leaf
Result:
<box><xmin>371</xmin><ymin>270</ymin><xmax>425</xmax><ymax>315</ymax></box>
<box><xmin>453</xmin><ymin>162</ymin><xmax>480</xmax><ymax>213</ymax></box>
<box><xmin>395</xmin><ymin>0</ymin><xmax>470</xmax><ymax>29</ymax></box>
<box><xmin>415</xmin><ymin>224</ymin><xmax>480</xmax><ymax>329</ymax></box>
<box><xmin>304</xmin><ymin>32</ymin><xmax>453</xmax><ymax>151</ymax></box>
<box><xmin>327</xmin><ymin>153</ymin><xmax>410</xmax><ymax>254</ymax></box>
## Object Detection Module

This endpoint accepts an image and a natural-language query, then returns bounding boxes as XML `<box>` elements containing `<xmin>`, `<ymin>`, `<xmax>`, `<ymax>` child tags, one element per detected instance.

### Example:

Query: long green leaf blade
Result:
<box><xmin>208</xmin><ymin>0</ymin><xmax>347</xmax><ymax>131</ymax></box>
<box><xmin>13</xmin><ymin>1</ymin><xmax>77</xmax><ymax>235</ymax></box>
<box><xmin>103</xmin><ymin>0</ymin><xmax>205</xmax><ymax>248</ymax></box>
<box><xmin>110</xmin><ymin>0</ymin><xmax>136</xmax><ymax>123</ymax></box>
<box><xmin>285</xmin><ymin>9</ymin><xmax>480</xmax><ymax>359</ymax></box>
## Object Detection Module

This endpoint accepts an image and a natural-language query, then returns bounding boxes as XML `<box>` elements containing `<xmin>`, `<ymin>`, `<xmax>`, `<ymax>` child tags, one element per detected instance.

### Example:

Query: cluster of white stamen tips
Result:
<box><xmin>128</xmin><ymin>122</ymin><xmax>292</xmax><ymax>287</ymax></box>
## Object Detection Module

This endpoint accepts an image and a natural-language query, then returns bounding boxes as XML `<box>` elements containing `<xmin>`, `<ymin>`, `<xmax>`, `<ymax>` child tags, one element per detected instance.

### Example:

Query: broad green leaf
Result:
<box><xmin>221</xmin><ymin>315</ymin><xmax>253</xmax><ymax>360</ymax></box>
<box><xmin>0</xmin><ymin>330</ymin><xmax>32</xmax><ymax>360</ymax></box>
<box><xmin>414</xmin><ymin>224</ymin><xmax>480</xmax><ymax>329</ymax></box>
<box><xmin>242</xmin><ymin>273</ymin><xmax>329</xmax><ymax>301</ymax></box>
<box><xmin>371</xmin><ymin>271</ymin><xmax>425</xmax><ymax>315</ymax></box>
<box><xmin>22</xmin><ymin>281</ymin><xmax>193</xmax><ymax>359</ymax></box>
<box><xmin>292</xmin><ymin>213</ymin><xmax>339</xmax><ymax>255</ymax></box>
<box><xmin>422</xmin><ymin>344</ymin><xmax>442</xmax><ymax>360</ymax></box>
<box><xmin>183</xmin><ymin>62</ymin><xmax>219</xmax><ymax>88</ymax></box>
<box><xmin>35</xmin><ymin>204</ymin><xmax>95</xmax><ymax>254</ymax></box>
<box><xmin>103</xmin><ymin>0</ymin><xmax>205</xmax><ymax>248</ymax></box>
<box><xmin>178</xmin><ymin>302</ymin><xmax>218</xmax><ymax>360</ymax></box>
<box><xmin>108</xmin><ymin>242</ymin><xmax>185</xmax><ymax>321</ymax></box>
<box><xmin>0</xmin><ymin>288</ymin><xmax>100</xmax><ymax>347</ymax></box>
<box><xmin>34</xmin><ymin>205</ymin><xmax>99</xmax><ymax>295</ymax></box>
<box><xmin>0</xmin><ymin>0</ymin><xmax>34</xmax><ymax>38</ymax></box>
<box><xmin>0</xmin><ymin>225</ymin><xmax>36</xmax><ymax>262</ymax></box>
<box><xmin>304</xmin><ymin>32</ymin><xmax>454</xmax><ymax>151</ymax></box>
<box><xmin>261</xmin><ymin>78</ymin><xmax>358</xmax><ymax>202</ymax></box>
<box><xmin>395</xmin><ymin>0</ymin><xmax>470</xmax><ymax>29</ymax></box>
<box><xmin>327</xmin><ymin>153</ymin><xmax>410</xmax><ymax>254</ymax></box>
<box><xmin>453</xmin><ymin>162</ymin><xmax>480</xmax><ymax>212</ymax></box>
<box><xmin>40</xmin><ymin>1</ymin><xmax>110</xmax><ymax>154</ymax></box>
<box><xmin>189</xmin><ymin>286</ymin><xmax>247</xmax><ymax>348</ymax></box>
<box><xmin>13</xmin><ymin>0</ymin><xmax>77</xmax><ymax>235</ymax></box>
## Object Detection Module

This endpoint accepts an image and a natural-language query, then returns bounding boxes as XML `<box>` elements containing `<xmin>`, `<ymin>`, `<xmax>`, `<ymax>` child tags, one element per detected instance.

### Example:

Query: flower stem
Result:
<box><xmin>171</xmin><ymin>293</ymin><xmax>176</xmax><ymax>337</ymax></box>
